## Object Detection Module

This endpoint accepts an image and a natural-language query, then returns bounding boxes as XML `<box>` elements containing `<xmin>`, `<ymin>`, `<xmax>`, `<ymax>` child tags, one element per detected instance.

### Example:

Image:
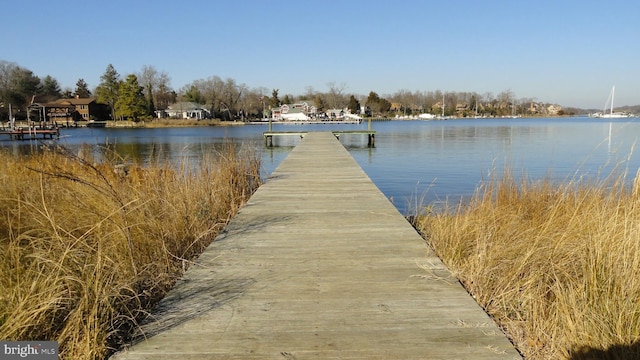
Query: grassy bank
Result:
<box><xmin>415</xmin><ymin>170</ymin><xmax>640</xmax><ymax>359</ymax></box>
<box><xmin>101</xmin><ymin>119</ymin><xmax>244</xmax><ymax>128</ymax></box>
<box><xmin>0</xmin><ymin>143</ymin><xmax>261</xmax><ymax>359</ymax></box>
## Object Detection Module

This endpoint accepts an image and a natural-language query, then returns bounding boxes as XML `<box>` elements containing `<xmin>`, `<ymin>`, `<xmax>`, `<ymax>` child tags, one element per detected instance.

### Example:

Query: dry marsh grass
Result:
<box><xmin>416</xmin><ymin>170</ymin><xmax>640</xmax><ymax>359</ymax></box>
<box><xmin>0</xmin><ymin>143</ymin><xmax>261</xmax><ymax>359</ymax></box>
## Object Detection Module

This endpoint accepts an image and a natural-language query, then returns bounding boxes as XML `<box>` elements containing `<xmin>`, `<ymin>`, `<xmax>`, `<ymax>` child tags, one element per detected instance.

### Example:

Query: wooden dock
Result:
<box><xmin>112</xmin><ymin>132</ymin><xmax>521</xmax><ymax>359</ymax></box>
<box><xmin>0</xmin><ymin>127</ymin><xmax>59</xmax><ymax>140</ymax></box>
<box><xmin>263</xmin><ymin>130</ymin><xmax>375</xmax><ymax>147</ymax></box>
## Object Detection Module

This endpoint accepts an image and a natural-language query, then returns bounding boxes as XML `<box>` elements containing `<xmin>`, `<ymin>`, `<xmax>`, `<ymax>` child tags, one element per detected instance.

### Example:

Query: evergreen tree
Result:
<box><xmin>378</xmin><ymin>98</ymin><xmax>392</xmax><ymax>113</ymax></box>
<box><xmin>365</xmin><ymin>91</ymin><xmax>391</xmax><ymax>116</ymax></box>
<box><xmin>40</xmin><ymin>75</ymin><xmax>61</xmax><ymax>100</ymax></box>
<box><xmin>145</xmin><ymin>83</ymin><xmax>155</xmax><ymax>116</ymax></box>
<box><xmin>270</xmin><ymin>89</ymin><xmax>280</xmax><ymax>108</ymax></box>
<box><xmin>366</xmin><ymin>91</ymin><xmax>380</xmax><ymax>104</ymax></box>
<box><xmin>114</xmin><ymin>74</ymin><xmax>146</xmax><ymax>121</ymax></box>
<box><xmin>366</xmin><ymin>91</ymin><xmax>381</xmax><ymax>115</ymax></box>
<box><xmin>183</xmin><ymin>85</ymin><xmax>204</xmax><ymax>104</ymax></box>
<box><xmin>95</xmin><ymin>64</ymin><xmax>121</xmax><ymax>120</ymax></box>
<box><xmin>348</xmin><ymin>95</ymin><xmax>360</xmax><ymax>114</ymax></box>
<box><xmin>74</xmin><ymin>78</ymin><xmax>91</xmax><ymax>98</ymax></box>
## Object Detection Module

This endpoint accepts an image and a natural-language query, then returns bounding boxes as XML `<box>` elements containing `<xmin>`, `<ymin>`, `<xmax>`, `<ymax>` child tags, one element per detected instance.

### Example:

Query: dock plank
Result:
<box><xmin>112</xmin><ymin>132</ymin><xmax>521</xmax><ymax>359</ymax></box>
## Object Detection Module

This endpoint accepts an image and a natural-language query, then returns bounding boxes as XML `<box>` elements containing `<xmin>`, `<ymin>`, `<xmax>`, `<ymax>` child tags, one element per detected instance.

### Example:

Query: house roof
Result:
<box><xmin>286</xmin><ymin>107</ymin><xmax>305</xmax><ymax>114</ymax></box>
<box><xmin>67</xmin><ymin>97</ymin><xmax>97</xmax><ymax>105</ymax></box>
<box><xmin>41</xmin><ymin>97</ymin><xmax>97</xmax><ymax>107</ymax></box>
<box><xmin>167</xmin><ymin>102</ymin><xmax>206</xmax><ymax>111</ymax></box>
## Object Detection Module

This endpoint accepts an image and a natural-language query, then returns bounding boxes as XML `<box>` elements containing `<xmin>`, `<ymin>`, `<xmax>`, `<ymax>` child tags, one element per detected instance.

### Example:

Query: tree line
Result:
<box><xmin>0</xmin><ymin>60</ymin><xmax>567</xmax><ymax>122</ymax></box>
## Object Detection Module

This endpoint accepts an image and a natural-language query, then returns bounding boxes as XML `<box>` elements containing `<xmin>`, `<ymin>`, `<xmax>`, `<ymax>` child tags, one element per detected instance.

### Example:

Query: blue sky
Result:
<box><xmin>2</xmin><ymin>0</ymin><xmax>639</xmax><ymax>109</ymax></box>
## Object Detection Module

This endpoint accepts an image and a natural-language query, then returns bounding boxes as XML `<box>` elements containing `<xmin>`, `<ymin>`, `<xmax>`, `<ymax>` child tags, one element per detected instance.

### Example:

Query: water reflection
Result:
<box><xmin>1</xmin><ymin>118</ymin><xmax>638</xmax><ymax>214</ymax></box>
<box><xmin>350</xmin><ymin>118</ymin><xmax>640</xmax><ymax>213</ymax></box>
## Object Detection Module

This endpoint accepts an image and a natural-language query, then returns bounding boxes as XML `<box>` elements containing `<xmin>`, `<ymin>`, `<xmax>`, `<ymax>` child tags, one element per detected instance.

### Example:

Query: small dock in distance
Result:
<box><xmin>112</xmin><ymin>132</ymin><xmax>521</xmax><ymax>359</ymax></box>
<box><xmin>263</xmin><ymin>130</ymin><xmax>376</xmax><ymax>147</ymax></box>
<box><xmin>0</xmin><ymin>127</ymin><xmax>59</xmax><ymax>140</ymax></box>
<box><xmin>263</xmin><ymin>118</ymin><xmax>376</xmax><ymax>147</ymax></box>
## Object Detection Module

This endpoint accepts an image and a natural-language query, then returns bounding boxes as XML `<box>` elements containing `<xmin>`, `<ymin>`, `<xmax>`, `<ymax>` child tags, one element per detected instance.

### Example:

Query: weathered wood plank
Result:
<box><xmin>112</xmin><ymin>132</ymin><xmax>521</xmax><ymax>359</ymax></box>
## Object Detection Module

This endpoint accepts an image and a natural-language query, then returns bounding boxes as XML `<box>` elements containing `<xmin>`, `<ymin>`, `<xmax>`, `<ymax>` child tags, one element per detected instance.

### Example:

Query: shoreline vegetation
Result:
<box><xmin>59</xmin><ymin>115</ymin><xmax>581</xmax><ymax>129</ymax></box>
<box><xmin>0</xmin><ymin>143</ymin><xmax>261</xmax><ymax>359</ymax></box>
<box><xmin>70</xmin><ymin>119</ymin><xmax>247</xmax><ymax>128</ymax></box>
<box><xmin>414</xmin><ymin>169</ymin><xmax>640</xmax><ymax>359</ymax></box>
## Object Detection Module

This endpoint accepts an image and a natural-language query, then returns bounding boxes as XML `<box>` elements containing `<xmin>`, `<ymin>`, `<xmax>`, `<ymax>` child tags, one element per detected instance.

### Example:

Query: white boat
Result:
<box><xmin>595</xmin><ymin>112</ymin><xmax>631</xmax><ymax>118</ymax></box>
<box><xmin>86</xmin><ymin>120</ymin><xmax>107</xmax><ymax>128</ymax></box>
<box><xmin>592</xmin><ymin>86</ymin><xmax>635</xmax><ymax>118</ymax></box>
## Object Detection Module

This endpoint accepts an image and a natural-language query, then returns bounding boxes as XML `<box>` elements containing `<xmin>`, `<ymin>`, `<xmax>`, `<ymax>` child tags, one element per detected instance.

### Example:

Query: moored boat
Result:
<box><xmin>591</xmin><ymin>86</ymin><xmax>636</xmax><ymax>118</ymax></box>
<box><xmin>86</xmin><ymin>120</ymin><xmax>107</xmax><ymax>128</ymax></box>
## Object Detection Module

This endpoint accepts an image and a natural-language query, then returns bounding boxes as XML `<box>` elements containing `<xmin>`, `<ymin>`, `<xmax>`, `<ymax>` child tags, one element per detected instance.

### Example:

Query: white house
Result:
<box><xmin>159</xmin><ymin>102</ymin><xmax>210</xmax><ymax>119</ymax></box>
<box><xmin>272</xmin><ymin>102</ymin><xmax>316</xmax><ymax>121</ymax></box>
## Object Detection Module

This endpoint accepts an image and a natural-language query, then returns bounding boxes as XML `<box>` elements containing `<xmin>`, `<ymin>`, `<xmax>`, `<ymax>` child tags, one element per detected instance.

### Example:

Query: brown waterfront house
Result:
<box><xmin>43</xmin><ymin>97</ymin><xmax>110</xmax><ymax>124</ymax></box>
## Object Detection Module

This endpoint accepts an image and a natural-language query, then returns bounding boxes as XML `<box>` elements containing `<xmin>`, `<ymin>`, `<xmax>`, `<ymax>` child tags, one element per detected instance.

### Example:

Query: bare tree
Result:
<box><xmin>389</xmin><ymin>89</ymin><xmax>422</xmax><ymax>115</ymax></box>
<box><xmin>303</xmin><ymin>86</ymin><xmax>316</xmax><ymax>100</ymax></box>
<box><xmin>326</xmin><ymin>82</ymin><xmax>347</xmax><ymax>109</ymax></box>
<box><xmin>0</xmin><ymin>61</ymin><xmax>41</xmax><ymax>114</ymax></box>
<box><xmin>155</xmin><ymin>72</ymin><xmax>173</xmax><ymax>110</ymax></box>
<box><xmin>240</xmin><ymin>87</ymin><xmax>270</xmax><ymax>119</ymax></box>
<box><xmin>497</xmin><ymin>89</ymin><xmax>514</xmax><ymax>107</ymax></box>
<box><xmin>138</xmin><ymin>65</ymin><xmax>172</xmax><ymax>111</ymax></box>
<box><xmin>219</xmin><ymin>78</ymin><xmax>246</xmax><ymax>120</ymax></box>
<box><xmin>138</xmin><ymin>65</ymin><xmax>158</xmax><ymax>96</ymax></box>
<box><xmin>185</xmin><ymin>76</ymin><xmax>224</xmax><ymax>117</ymax></box>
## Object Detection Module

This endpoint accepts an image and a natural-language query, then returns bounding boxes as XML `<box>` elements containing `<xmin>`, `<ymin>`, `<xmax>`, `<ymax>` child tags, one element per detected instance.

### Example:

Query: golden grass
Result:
<box><xmin>416</xmin><ymin>169</ymin><xmax>640</xmax><ymax>359</ymax></box>
<box><xmin>0</xmin><ymin>143</ymin><xmax>261</xmax><ymax>359</ymax></box>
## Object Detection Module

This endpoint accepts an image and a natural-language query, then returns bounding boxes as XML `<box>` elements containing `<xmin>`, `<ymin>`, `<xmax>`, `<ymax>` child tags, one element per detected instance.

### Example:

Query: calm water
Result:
<box><xmin>4</xmin><ymin>117</ymin><xmax>639</xmax><ymax>214</ymax></box>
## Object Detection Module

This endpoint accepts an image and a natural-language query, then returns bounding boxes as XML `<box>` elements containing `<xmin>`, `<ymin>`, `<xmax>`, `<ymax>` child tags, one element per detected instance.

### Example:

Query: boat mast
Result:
<box><xmin>475</xmin><ymin>99</ymin><xmax>478</xmax><ymax>118</ymax></box>
<box><xmin>9</xmin><ymin>104</ymin><xmax>13</xmax><ymax>130</ymax></box>
<box><xmin>610</xmin><ymin>86</ymin><xmax>615</xmax><ymax>116</ymax></box>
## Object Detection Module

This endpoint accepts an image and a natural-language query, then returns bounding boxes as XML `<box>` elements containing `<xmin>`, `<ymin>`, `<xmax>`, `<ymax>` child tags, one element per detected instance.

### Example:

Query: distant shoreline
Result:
<box><xmin>49</xmin><ymin>114</ymin><xmax>605</xmax><ymax>130</ymax></box>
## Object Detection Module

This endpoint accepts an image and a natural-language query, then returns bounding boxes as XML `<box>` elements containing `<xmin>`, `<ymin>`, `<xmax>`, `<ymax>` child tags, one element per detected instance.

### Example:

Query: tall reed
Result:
<box><xmin>0</xmin><ymin>143</ymin><xmax>261</xmax><ymax>359</ymax></box>
<box><xmin>416</xmin><ymin>169</ymin><xmax>640</xmax><ymax>359</ymax></box>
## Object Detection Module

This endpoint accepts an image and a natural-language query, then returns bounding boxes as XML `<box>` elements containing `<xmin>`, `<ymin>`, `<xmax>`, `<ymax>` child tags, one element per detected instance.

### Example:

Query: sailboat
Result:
<box><xmin>593</xmin><ymin>86</ymin><xmax>634</xmax><ymax>118</ymax></box>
